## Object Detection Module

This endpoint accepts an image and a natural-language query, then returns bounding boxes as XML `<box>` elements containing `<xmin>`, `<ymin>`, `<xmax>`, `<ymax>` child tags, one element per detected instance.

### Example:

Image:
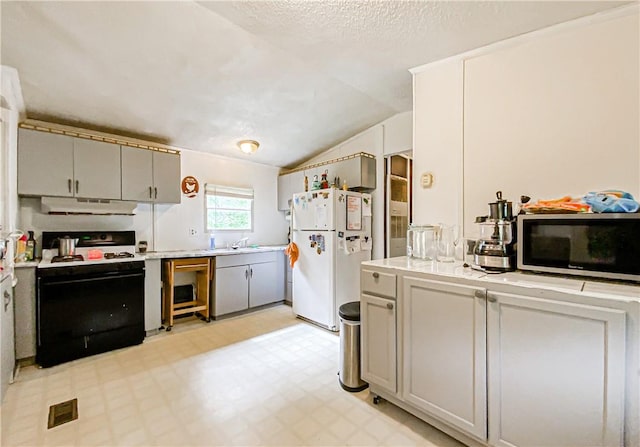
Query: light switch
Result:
<box><xmin>421</xmin><ymin>173</ymin><xmax>434</xmax><ymax>188</ymax></box>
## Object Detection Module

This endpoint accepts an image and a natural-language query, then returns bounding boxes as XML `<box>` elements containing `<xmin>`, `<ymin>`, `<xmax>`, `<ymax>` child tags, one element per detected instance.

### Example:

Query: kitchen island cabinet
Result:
<box><xmin>360</xmin><ymin>268</ymin><xmax>397</xmax><ymax>395</ymax></box>
<box><xmin>121</xmin><ymin>146</ymin><xmax>181</xmax><ymax>203</ymax></box>
<box><xmin>487</xmin><ymin>290</ymin><xmax>626</xmax><ymax>447</ymax></box>
<box><xmin>360</xmin><ymin>258</ymin><xmax>639</xmax><ymax>447</ymax></box>
<box><xmin>402</xmin><ymin>277</ymin><xmax>487</xmax><ymax>440</ymax></box>
<box><xmin>18</xmin><ymin>128</ymin><xmax>121</xmax><ymax>199</ymax></box>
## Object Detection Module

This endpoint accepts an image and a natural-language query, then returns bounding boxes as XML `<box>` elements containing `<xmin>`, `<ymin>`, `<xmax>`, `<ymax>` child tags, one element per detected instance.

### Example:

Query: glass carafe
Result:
<box><xmin>437</xmin><ymin>224</ymin><xmax>459</xmax><ymax>263</ymax></box>
<box><xmin>407</xmin><ymin>224</ymin><xmax>436</xmax><ymax>260</ymax></box>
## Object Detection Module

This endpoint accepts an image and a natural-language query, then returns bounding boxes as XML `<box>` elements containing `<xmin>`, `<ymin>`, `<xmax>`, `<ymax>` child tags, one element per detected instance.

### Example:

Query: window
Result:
<box><xmin>205</xmin><ymin>184</ymin><xmax>253</xmax><ymax>232</ymax></box>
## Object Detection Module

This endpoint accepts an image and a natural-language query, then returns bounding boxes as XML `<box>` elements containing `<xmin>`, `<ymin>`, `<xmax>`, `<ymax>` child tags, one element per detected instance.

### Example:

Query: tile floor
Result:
<box><xmin>1</xmin><ymin>305</ymin><xmax>464</xmax><ymax>446</ymax></box>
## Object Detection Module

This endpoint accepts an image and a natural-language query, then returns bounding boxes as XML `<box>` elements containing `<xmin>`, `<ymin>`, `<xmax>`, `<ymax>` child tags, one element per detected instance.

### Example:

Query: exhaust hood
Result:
<box><xmin>41</xmin><ymin>197</ymin><xmax>137</xmax><ymax>215</ymax></box>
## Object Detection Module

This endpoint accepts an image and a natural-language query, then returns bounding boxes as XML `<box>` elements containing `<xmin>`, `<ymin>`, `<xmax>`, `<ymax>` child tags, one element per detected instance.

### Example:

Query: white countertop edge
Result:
<box><xmin>363</xmin><ymin>257</ymin><xmax>640</xmax><ymax>302</ymax></box>
<box><xmin>144</xmin><ymin>245</ymin><xmax>287</xmax><ymax>259</ymax></box>
<box><xmin>12</xmin><ymin>246</ymin><xmax>288</xmax><ymax>267</ymax></box>
<box><xmin>14</xmin><ymin>261</ymin><xmax>41</xmax><ymax>268</ymax></box>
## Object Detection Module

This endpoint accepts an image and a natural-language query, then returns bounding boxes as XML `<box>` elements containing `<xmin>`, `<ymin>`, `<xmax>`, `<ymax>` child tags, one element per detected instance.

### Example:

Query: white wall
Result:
<box><xmin>296</xmin><ymin>111</ymin><xmax>412</xmax><ymax>259</ymax></box>
<box><xmin>154</xmin><ymin>149</ymin><xmax>287</xmax><ymax>251</ymax></box>
<box><xmin>411</xmin><ymin>6</ymin><xmax>640</xmax><ymax>238</ymax></box>
<box><xmin>18</xmin><ymin>149</ymin><xmax>288</xmax><ymax>253</ymax></box>
<box><xmin>463</xmin><ymin>10</ymin><xmax>639</xmax><ymax>234</ymax></box>
<box><xmin>412</xmin><ymin>61</ymin><xmax>463</xmax><ymax>229</ymax></box>
<box><xmin>383</xmin><ymin>111</ymin><xmax>413</xmax><ymax>156</ymax></box>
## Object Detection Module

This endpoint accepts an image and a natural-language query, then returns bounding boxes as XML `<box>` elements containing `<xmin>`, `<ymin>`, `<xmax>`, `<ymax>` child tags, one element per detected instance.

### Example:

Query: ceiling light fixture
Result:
<box><xmin>237</xmin><ymin>140</ymin><xmax>260</xmax><ymax>154</ymax></box>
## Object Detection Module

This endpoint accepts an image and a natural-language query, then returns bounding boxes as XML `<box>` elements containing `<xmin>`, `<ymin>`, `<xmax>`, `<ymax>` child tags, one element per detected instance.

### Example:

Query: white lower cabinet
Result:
<box><xmin>213</xmin><ymin>252</ymin><xmax>284</xmax><ymax>318</ymax></box>
<box><xmin>361</xmin><ymin>293</ymin><xmax>396</xmax><ymax>394</ymax></box>
<box><xmin>360</xmin><ymin>264</ymin><xmax>635</xmax><ymax>447</ymax></box>
<box><xmin>248</xmin><ymin>261</ymin><xmax>279</xmax><ymax>308</ymax></box>
<box><xmin>402</xmin><ymin>277</ymin><xmax>487</xmax><ymax>440</ymax></box>
<box><xmin>14</xmin><ymin>267</ymin><xmax>36</xmax><ymax>359</ymax></box>
<box><xmin>1</xmin><ymin>276</ymin><xmax>15</xmax><ymax>403</ymax></box>
<box><xmin>487</xmin><ymin>291</ymin><xmax>626</xmax><ymax>447</ymax></box>
<box><xmin>144</xmin><ymin>259</ymin><xmax>162</xmax><ymax>333</ymax></box>
<box><xmin>215</xmin><ymin>265</ymin><xmax>250</xmax><ymax>316</ymax></box>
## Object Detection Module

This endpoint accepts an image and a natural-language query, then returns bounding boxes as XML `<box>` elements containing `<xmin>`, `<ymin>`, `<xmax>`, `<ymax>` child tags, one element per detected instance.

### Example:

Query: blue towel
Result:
<box><xmin>583</xmin><ymin>191</ymin><xmax>639</xmax><ymax>213</ymax></box>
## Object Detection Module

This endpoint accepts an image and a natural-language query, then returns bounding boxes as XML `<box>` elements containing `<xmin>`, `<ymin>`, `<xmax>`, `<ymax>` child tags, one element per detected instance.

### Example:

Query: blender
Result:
<box><xmin>473</xmin><ymin>191</ymin><xmax>517</xmax><ymax>271</ymax></box>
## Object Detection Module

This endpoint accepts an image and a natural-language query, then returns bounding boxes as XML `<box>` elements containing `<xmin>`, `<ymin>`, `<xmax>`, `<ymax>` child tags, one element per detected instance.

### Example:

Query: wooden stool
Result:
<box><xmin>162</xmin><ymin>257</ymin><xmax>212</xmax><ymax>331</ymax></box>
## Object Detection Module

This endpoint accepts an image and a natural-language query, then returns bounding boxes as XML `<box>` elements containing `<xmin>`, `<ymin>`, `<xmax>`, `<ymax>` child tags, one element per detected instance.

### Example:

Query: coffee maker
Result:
<box><xmin>473</xmin><ymin>191</ymin><xmax>517</xmax><ymax>271</ymax></box>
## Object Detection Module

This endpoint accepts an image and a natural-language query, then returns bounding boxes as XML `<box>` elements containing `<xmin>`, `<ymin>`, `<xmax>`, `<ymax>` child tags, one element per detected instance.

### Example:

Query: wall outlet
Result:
<box><xmin>188</xmin><ymin>228</ymin><xmax>198</xmax><ymax>237</ymax></box>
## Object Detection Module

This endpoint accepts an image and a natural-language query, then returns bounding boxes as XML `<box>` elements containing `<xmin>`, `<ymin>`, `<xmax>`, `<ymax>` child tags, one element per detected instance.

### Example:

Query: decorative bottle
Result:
<box><xmin>25</xmin><ymin>231</ymin><xmax>36</xmax><ymax>261</ymax></box>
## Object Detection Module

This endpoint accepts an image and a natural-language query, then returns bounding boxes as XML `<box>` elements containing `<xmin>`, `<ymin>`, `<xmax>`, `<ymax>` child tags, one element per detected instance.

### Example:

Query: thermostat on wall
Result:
<box><xmin>421</xmin><ymin>173</ymin><xmax>434</xmax><ymax>188</ymax></box>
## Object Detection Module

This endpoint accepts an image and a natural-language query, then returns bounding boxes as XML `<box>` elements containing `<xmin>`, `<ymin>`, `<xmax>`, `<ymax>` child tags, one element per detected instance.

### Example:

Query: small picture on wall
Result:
<box><xmin>181</xmin><ymin>176</ymin><xmax>199</xmax><ymax>198</ymax></box>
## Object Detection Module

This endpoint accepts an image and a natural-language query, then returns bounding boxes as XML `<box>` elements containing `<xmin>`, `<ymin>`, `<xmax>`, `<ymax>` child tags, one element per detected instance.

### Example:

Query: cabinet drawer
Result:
<box><xmin>362</xmin><ymin>269</ymin><xmax>396</xmax><ymax>299</ymax></box>
<box><xmin>168</xmin><ymin>257</ymin><xmax>211</xmax><ymax>271</ymax></box>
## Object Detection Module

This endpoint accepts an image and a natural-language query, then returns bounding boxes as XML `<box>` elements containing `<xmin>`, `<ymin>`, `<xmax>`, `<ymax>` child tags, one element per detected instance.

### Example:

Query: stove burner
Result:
<box><xmin>104</xmin><ymin>252</ymin><xmax>134</xmax><ymax>259</ymax></box>
<box><xmin>51</xmin><ymin>255</ymin><xmax>85</xmax><ymax>263</ymax></box>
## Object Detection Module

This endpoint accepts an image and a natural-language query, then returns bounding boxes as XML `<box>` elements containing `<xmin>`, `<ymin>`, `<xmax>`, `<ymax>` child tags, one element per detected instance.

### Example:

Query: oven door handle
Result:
<box><xmin>40</xmin><ymin>272</ymin><xmax>144</xmax><ymax>286</ymax></box>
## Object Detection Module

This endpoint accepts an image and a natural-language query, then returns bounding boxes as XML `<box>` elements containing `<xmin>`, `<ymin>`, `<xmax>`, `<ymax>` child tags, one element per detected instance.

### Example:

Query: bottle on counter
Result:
<box><xmin>15</xmin><ymin>233</ymin><xmax>27</xmax><ymax>262</ymax></box>
<box><xmin>25</xmin><ymin>231</ymin><xmax>36</xmax><ymax>261</ymax></box>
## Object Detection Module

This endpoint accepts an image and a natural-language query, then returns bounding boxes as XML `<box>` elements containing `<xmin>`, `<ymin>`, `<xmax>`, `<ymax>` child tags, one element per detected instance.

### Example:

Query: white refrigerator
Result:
<box><xmin>291</xmin><ymin>189</ymin><xmax>372</xmax><ymax>331</ymax></box>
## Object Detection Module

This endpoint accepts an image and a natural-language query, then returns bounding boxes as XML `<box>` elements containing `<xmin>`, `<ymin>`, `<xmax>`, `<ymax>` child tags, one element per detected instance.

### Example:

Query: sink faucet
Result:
<box><xmin>232</xmin><ymin>237</ymin><xmax>249</xmax><ymax>248</ymax></box>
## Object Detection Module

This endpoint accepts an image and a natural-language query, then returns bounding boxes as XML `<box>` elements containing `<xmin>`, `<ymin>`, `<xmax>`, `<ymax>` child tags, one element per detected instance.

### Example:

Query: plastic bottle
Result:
<box><xmin>25</xmin><ymin>231</ymin><xmax>36</xmax><ymax>261</ymax></box>
<box><xmin>15</xmin><ymin>234</ymin><xmax>27</xmax><ymax>262</ymax></box>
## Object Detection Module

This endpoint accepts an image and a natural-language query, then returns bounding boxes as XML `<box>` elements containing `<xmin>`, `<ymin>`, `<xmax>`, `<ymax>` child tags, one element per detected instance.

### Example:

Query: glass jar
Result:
<box><xmin>407</xmin><ymin>224</ymin><xmax>436</xmax><ymax>260</ymax></box>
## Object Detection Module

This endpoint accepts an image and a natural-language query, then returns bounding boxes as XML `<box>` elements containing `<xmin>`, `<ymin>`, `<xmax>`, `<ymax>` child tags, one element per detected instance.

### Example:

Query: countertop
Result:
<box><xmin>14</xmin><ymin>261</ymin><xmax>40</xmax><ymax>269</ymax></box>
<box><xmin>11</xmin><ymin>245</ymin><xmax>287</xmax><ymax>267</ymax></box>
<box><xmin>363</xmin><ymin>257</ymin><xmax>640</xmax><ymax>302</ymax></box>
<box><xmin>143</xmin><ymin>245</ymin><xmax>287</xmax><ymax>260</ymax></box>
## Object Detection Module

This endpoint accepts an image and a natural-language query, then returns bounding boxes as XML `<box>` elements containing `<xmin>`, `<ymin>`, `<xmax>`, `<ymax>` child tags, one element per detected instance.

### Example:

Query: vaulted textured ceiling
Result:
<box><xmin>0</xmin><ymin>1</ymin><xmax>628</xmax><ymax>168</ymax></box>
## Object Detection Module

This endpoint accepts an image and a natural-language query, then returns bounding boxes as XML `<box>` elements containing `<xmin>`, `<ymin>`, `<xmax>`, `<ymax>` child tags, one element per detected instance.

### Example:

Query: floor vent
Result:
<box><xmin>47</xmin><ymin>398</ymin><xmax>78</xmax><ymax>429</ymax></box>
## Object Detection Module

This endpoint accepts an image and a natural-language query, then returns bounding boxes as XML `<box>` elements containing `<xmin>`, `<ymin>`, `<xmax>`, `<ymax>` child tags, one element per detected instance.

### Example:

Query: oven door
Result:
<box><xmin>37</xmin><ymin>262</ymin><xmax>145</xmax><ymax>367</ymax></box>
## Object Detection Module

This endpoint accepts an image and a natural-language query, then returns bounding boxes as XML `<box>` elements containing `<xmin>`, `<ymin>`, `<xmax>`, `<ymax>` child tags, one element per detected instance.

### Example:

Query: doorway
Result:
<box><xmin>384</xmin><ymin>152</ymin><xmax>412</xmax><ymax>258</ymax></box>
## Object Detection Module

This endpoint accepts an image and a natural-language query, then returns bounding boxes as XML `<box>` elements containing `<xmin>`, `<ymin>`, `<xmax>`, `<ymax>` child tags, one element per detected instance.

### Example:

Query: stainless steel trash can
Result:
<box><xmin>338</xmin><ymin>302</ymin><xmax>368</xmax><ymax>392</ymax></box>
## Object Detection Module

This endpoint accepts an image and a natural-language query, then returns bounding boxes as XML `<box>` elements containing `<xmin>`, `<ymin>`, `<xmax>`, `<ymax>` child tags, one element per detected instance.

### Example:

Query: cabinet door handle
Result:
<box><xmin>4</xmin><ymin>290</ymin><xmax>11</xmax><ymax>311</ymax></box>
<box><xmin>154</xmin><ymin>187</ymin><xmax>158</xmax><ymax>199</ymax></box>
<box><xmin>474</xmin><ymin>290</ymin><xmax>486</xmax><ymax>299</ymax></box>
<box><xmin>386</xmin><ymin>302</ymin><xmax>394</xmax><ymax>310</ymax></box>
<box><xmin>245</xmin><ymin>269</ymin><xmax>248</xmax><ymax>280</ymax></box>
<box><xmin>68</xmin><ymin>179</ymin><xmax>72</xmax><ymax>193</ymax></box>
<box><xmin>149</xmin><ymin>186</ymin><xmax>153</xmax><ymax>199</ymax></box>
<box><xmin>250</xmin><ymin>268</ymin><xmax>253</xmax><ymax>278</ymax></box>
<box><xmin>75</xmin><ymin>180</ymin><xmax>79</xmax><ymax>194</ymax></box>
<box><xmin>372</xmin><ymin>272</ymin><xmax>379</xmax><ymax>279</ymax></box>
<box><xmin>487</xmin><ymin>294</ymin><xmax>497</xmax><ymax>303</ymax></box>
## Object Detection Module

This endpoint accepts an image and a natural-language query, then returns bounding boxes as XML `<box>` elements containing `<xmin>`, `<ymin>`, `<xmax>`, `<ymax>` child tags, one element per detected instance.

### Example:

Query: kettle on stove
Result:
<box><xmin>58</xmin><ymin>236</ymin><xmax>79</xmax><ymax>257</ymax></box>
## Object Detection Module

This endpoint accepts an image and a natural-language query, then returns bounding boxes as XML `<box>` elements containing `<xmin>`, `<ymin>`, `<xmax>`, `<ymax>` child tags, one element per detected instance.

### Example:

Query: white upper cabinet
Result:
<box><xmin>19</xmin><ymin>127</ymin><xmax>181</xmax><ymax>203</ymax></box>
<box><xmin>73</xmin><ymin>138</ymin><xmax>121</xmax><ymax>199</ymax></box>
<box><xmin>152</xmin><ymin>151</ymin><xmax>181</xmax><ymax>204</ymax></box>
<box><xmin>18</xmin><ymin>129</ymin><xmax>121</xmax><ymax>199</ymax></box>
<box><xmin>18</xmin><ymin>129</ymin><xmax>74</xmax><ymax>197</ymax></box>
<box><xmin>277</xmin><ymin>170</ymin><xmax>305</xmax><ymax>211</ymax></box>
<box><xmin>121</xmin><ymin>146</ymin><xmax>181</xmax><ymax>204</ymax></box>
<box><xmin>121</xmin><ymin>146</ymin><xmax>153</xmax><ymax>201</ymax></box>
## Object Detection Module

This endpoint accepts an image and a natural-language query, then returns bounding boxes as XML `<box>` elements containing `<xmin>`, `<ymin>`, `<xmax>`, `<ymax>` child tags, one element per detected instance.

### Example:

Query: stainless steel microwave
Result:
<box><xmin>517</xmin><ymin>213</ymin><xmax>640</xmax><ymax>282</ymax></box>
